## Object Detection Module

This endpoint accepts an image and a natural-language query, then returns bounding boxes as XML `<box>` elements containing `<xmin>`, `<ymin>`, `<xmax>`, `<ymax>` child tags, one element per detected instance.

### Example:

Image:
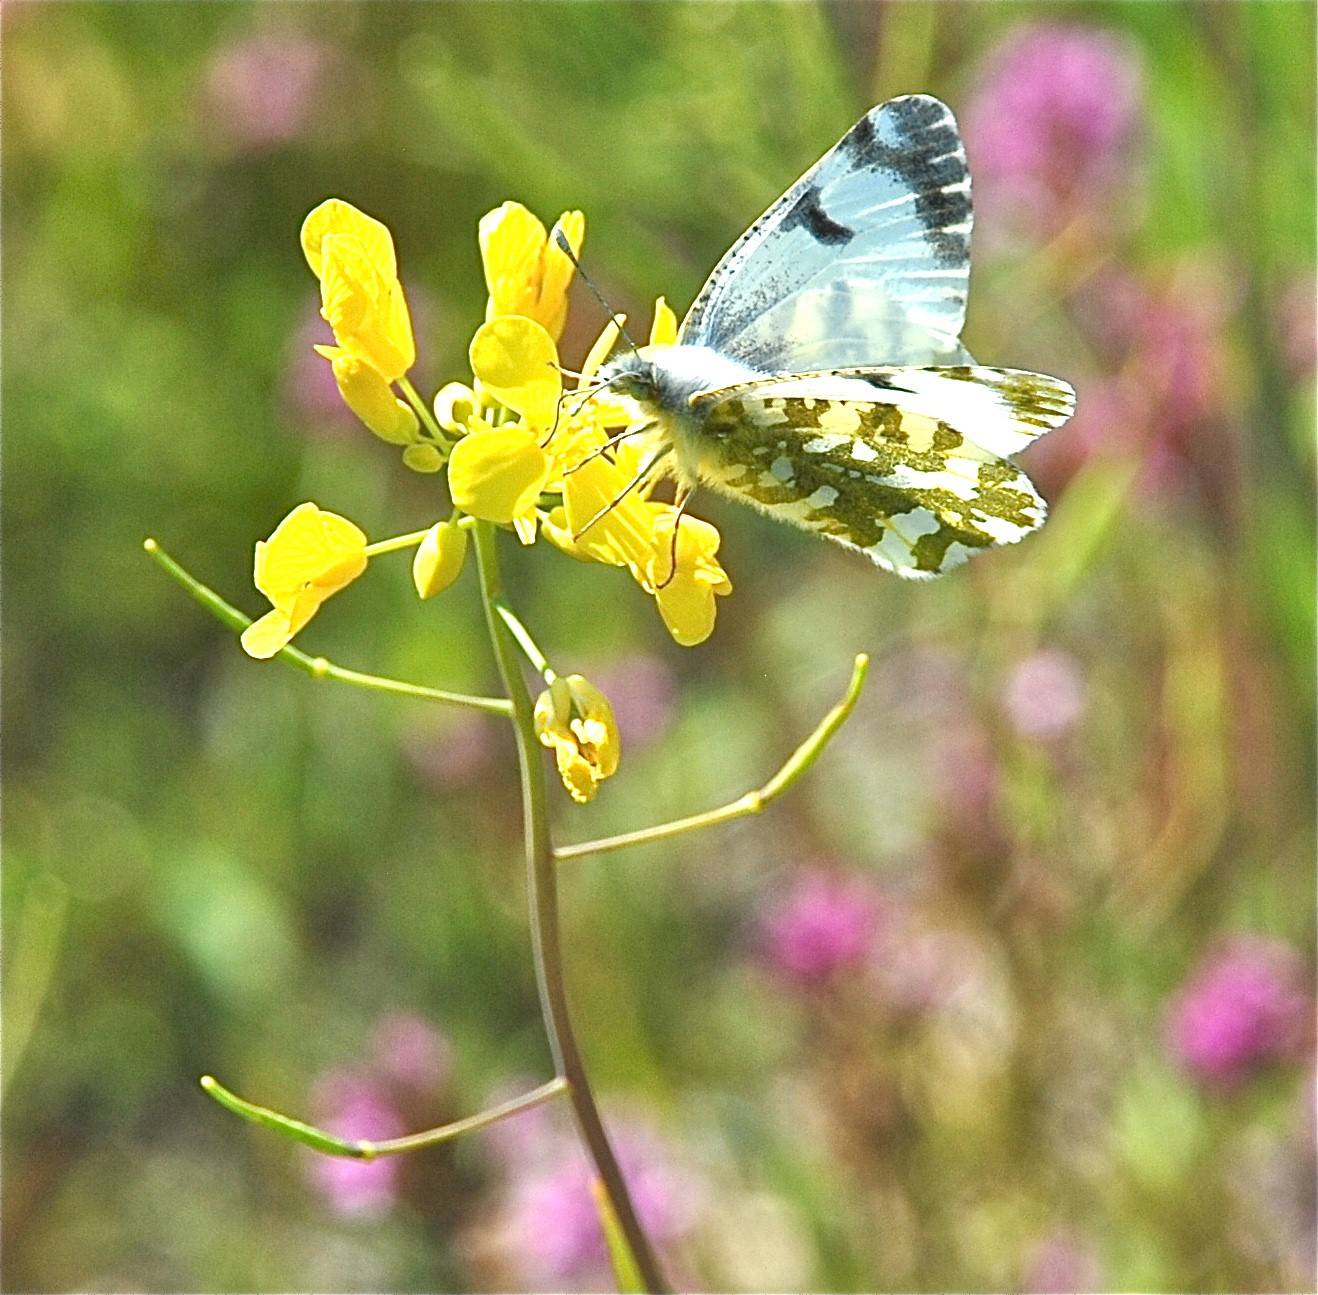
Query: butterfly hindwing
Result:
<box><xmin>680</xmin><ymin>96</ymin><xmax>973</xmax><ymax>372</ymax></box>
<box><xmin>688</xmin><ymin>367</ymin><xmax>1072</xmax><ymax>578</ymax></box>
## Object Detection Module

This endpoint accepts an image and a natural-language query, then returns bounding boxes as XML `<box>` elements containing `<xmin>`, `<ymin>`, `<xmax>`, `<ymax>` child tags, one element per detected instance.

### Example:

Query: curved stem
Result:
<box><xmin>200</xmin><ymin>1073</ymin><xmax>567</xmax><ymax>1159</ymax></box>
<box><xmin>144</xmin><ymin>539</ymin><xmax>510</xmax><ymax>716</ymax></box>
<box><xmin>471</xmin><ymin>521</ymin><xmax>669</xmax><ymax>1294</ymax></box>
<box><xmin>557</xmin><ymin>652</ymin><xmax>869</xmax><ymax>861</ymax></box>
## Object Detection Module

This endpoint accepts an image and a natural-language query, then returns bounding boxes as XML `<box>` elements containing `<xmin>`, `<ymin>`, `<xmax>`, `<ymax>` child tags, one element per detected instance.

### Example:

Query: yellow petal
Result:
<box><xmin>582</xmin><ymin>314</ymin><xmax>625</xmax><ymax>381</ymax></box>
<box><xmin>240</xmin><ymin>608</ymin><xmax>295</xmax><ymax>660</ymax></box>
<box><xmin>469</xmin><ymin>316</ymin><xmax>561</xmax><ymax>426</ymax></box>
<box><xmin>252</xmin><ymin>502</ymin><xmax>368</xmax><ymax>601</ymax></box>
<box><xmin>479</xmin><ymin>202</ymin><xmax>548</xmax><ymax>314</ymax></box>
<box><xmin>447</xmin><ymin>426</ymin><xmax>551</xmax><ymax>525</ymax></box>
<box><xmin>301</xmin><ymin>198</ymin><xmax>397</xmax><ymax>281</ymax></box>
<box><xmin>655</xmin><ymin>576</ymin><xmax>720</xmax><ymax>647</ymax></box>
<box><xmin>412</xmin><ymin>521</ymin><xmax>468</xmax><ymax>598</ymax></box>
<box><xmin>649</xmin><ymin>296</ymin><xmax>678</xmax><ymax>347</ymax></box>
<box><xmin>540</xmin><ymin>210</ymin><xmax>584</xmax><ymax>340</ymax></box>
<box><xmin>329</xmin><ymin>352</ymin><xmax>419</xmax><ymax>444</ymax></box>
<box><xmin>319</xmin><ymin>233</ymin><xmax>415</xmax><ymax>380</ymax></box>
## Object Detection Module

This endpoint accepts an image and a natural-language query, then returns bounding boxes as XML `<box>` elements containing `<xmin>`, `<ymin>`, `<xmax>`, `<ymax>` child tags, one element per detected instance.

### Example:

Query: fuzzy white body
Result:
<box><xmin>598</xmin><ymin>344</ymin><xmax>763</xmax><ymax>488</ymax></box>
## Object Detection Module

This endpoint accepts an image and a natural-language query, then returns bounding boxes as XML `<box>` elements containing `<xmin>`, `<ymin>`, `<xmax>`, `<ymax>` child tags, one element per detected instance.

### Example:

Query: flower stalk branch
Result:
<box><xmin>556</xmin><ymin>652</ymin><xmax>869</xmax><ymax>861</ymax></box>
<box><xmin>144</xmin><ymin>539</ymin><xmax>510</xmax><ymax>716</ymax></box>
<box><xmin>199</xmin><ymin>1074</ymin><xmax>568</xmax><ymax>1159</ymax></box>
<box><xmin>472</xmin><ymin>521</ymin><xmax>670</xmax><ymax>1294</ymax></box>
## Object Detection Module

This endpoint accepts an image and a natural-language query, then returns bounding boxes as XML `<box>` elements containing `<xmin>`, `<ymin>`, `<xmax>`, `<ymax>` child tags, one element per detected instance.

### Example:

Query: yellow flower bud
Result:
<box><xmin>447</xmin><ymin>424</ymin><xmax>550</xmax><ymax>529</ymax></box>
<box><xmin>318</xmin><ymin>347</ymin><xmax>419</xmax><ymax>445</ymax></box>
<box><xmin>402</xmin><ymin>443</ymin><xmax>444</xmax><ymax>474</ymax></box>
<box><xmin>533</xmin><ymin>674</ymin><xmax>620</xmax><ymax>804</ymax></box>
<box><xmin>411</xmin><ymin>521</ymin><xmax>468</xmax><ymax>599</ymax></box>
<box><xmin>240</xmin><ymin>502</ymin><xmax>368</xmax><ymax>659</ymax></box>
<box><xmin>468</xmin><ymin>315</ymin><xmax>561</xmax><ymax>428</ymax></box>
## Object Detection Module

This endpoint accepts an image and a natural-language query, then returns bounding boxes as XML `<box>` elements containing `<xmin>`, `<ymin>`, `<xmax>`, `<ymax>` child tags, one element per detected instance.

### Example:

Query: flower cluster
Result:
<box><xmin>239</xmin><ymin>197</ymin><xmax>733</xmax><ymax>801</ymax></box>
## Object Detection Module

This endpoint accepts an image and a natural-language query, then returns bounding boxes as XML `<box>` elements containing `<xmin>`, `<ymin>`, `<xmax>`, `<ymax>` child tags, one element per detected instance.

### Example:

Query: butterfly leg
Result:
<box><xmin>654</xmin><ymin>485</ymin><xmax>696</xmax><ymax>591</ymax></box>
<box><xmin>573</xmin><ymin>445</ymin><xmax>672</xmax><ymax>540</ymax></box>
<box><xmin>563</xmin><ymin>421</ymin><xmax>658</xmax><ymax>475</ymax></box>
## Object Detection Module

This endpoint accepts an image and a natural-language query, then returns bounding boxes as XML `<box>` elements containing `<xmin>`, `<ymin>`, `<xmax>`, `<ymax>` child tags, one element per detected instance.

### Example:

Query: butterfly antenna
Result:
<box><xmin>553</xmin><ymin>229</ymin><xmax>641</xmax><ymax>353</ymax></box>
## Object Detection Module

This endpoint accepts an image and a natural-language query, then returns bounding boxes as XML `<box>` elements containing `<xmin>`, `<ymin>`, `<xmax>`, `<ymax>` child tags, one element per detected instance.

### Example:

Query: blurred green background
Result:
<box><xmin>4</xmin><ymin>2</ymin><xmax>1315</xmax><ymax>1291</ymax></box>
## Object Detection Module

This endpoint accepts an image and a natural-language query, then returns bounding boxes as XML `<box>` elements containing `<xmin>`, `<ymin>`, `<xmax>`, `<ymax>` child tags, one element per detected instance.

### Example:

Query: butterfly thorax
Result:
<box><xmin>599</xmin><ymin>344</ymin><xmax>765</xmax><ymax>485</ymax></box>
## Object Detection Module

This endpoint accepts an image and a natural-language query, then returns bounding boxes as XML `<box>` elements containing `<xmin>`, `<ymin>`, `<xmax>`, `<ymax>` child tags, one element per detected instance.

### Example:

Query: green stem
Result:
<box><xmin>556</xmin><ymin>653</ymin><xmax>869</xmax><ymax>861</ymax></box>
<box><xmin>493</xmin><ymin>598</ymin><xmax>555</xmax><ymax>681</ymax></box>
<box><xmin>200</xmin><ymin>1074</ymin><xmax>567</xmax><ymax>1159</ymax></box>
<box><xmin>144</xmin><ymin>539</ymin><xmax>510</xmax><ymax>716</ymax></box>
<box><xmin>471</xmin><ymin>522</ymin><xmax>669</xmax><ymax>1294</ymax></box>
<box><xmin>397</xmin><ymin>376</ymin><xmax>452</xmax><ymax>445</ymax></box>
<box><xmin>364</xmin><ymin>529</ymin><xmax>429</xmax><ymax>557</ymax></box>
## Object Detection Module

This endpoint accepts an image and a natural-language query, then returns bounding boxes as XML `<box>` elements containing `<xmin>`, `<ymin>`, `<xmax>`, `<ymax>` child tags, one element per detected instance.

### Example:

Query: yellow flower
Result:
<box><xmin>412</xmin><ymin>520</ymin><xmax>468</xmax><ymax>598</ymax></box>
<box><xmin>240</xmin><ymin>503</ymin><xmax>368</xmax><ymax>659</ymax></box>
<box><xmin>533</xmin><ymin>674</ymin><xmax>620</xmax><ymax>804</ymax></box>
<box><xmin>469</xmin><ymin>315</ymin><xmax>562</xmax><ymax>429</ymax></box>
<box><xmin>447</xmin><ymin>421</ymin><xmax>551</xmax><ymax>541</ymax></box>
<box><xmin>301</xmin><ymin>198</ymin><xmax>415</xmax><ymax>382</ymax></box>
<box><xmin>643</xmin><ymin>508</ymin><xmax>733</xmax><ymax>647</ymax></box>
<box><xmin>479</xmin><ymin>202</ymin><xmax>583</xmax><ymax>341</ymax></box>
<box><xmin>316</xmin><ymin>346</ymin><xmax>419</xmax><ymax>445</ymax></box>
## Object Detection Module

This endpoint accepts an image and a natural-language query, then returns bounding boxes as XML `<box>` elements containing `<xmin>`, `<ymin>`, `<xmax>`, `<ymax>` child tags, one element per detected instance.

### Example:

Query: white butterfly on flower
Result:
<box><xmin>588</xmin><ymin>95</ymin><xmax>1075</xmax><ymax>578</ymax></box>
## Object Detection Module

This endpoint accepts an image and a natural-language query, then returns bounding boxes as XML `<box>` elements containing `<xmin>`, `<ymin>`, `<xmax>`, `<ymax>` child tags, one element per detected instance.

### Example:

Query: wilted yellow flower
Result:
<box><xmin>479</xmin><ymin>202</ymin><xmax>583</xmax><ymax>341</ymax></box>
<box><xmin>533</xmin><ymin>674</ymin><xmax>620</xmax><ymax>803</ymax></box>
<box><xmin>412</xmin><ymin>520</ymin><xmax>468</xmax><ymax>598</ymax></box>
<box><xmin>316</xmin><ymin>347</ymin><xmax>419</xmax><ymax>445</ymax></box>
<box><xmin>644</xmin><ymin>509</ymin><xmax>732</xmax><ymax>647</ymax></box>
<box><xmin>301</xmin><ymin>198</ymin><xmax>415</xmax><ymax>382</ymax></box>
<box><xmin>240</xmin><ymin>502</ymin><xmax>368</xmax><ymax>659</ymax></box>
<box><xmin>447</xmin><ymin>421</ymin><xmax>551</xmax><ymax>541</ymax></box>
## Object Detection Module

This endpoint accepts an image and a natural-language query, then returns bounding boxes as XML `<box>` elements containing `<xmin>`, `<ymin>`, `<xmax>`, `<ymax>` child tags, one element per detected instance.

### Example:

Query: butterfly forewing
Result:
<box><xmin>690</xmin><ymin>368</ymin><xmax>1069</xmax><ymax>578</ymax></box>
<box><xmin>680</xmin><ymin>96</ymin><xmax>973</xmax><ymax>373</ymax></box>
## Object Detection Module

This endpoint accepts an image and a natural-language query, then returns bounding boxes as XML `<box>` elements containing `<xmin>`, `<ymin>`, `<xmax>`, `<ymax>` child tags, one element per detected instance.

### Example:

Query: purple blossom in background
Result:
<box><xmin>1022</xmin><ymin>1229</ymin><xmax>1103</xmax><ymax>1294</ymax></box>
<box><xmin>1167</xmin><ymin>937</ymin><xmax>1312</xmax><ymax>1088</ymax></box>
<box><xmin>284</xmin><ymin>302</ymin><xmax>356</xmax><ymax>432</ymax></box>
<box><xmin>965</xmin><ymin>24</ymin><xmax>1143</xmax><ymax>240</ymax></box>
<box><xmin>402</xmin><ymin>708</ymin><xmax>498</xmax><ymax>789</ymax></box>
<box><xmin>306</xmin><ymin>1071</ymin><xmax>406</xmax><ymax>1217</ymax></box>
<box><xmin>203</xmin><ymin>31</ymin><xmax>331</xmax><ymax>151</ymax></box>
<box><xmin>586</xmin><ymin>654</ymin><xmax>677</xmax><ymax>750</ymax></box>
<box><xmin>1003</xmin><ymin>649</ymin><xmax>1086</xmax><ymax>740</ymax></box>
<box><xmin>372</xmin><ymin>1013</ymin><xmax>452</xmax><ymax>1094</ymax></box>
<box><xmin>760</xmin><ymin>869</ymin><xmax>882</xmax><ymax>986</ymax></box>
<box><xmin>499</xmin><ymin>1122</ymin><xmax>698</xmax><ymax>1289</ymax></box>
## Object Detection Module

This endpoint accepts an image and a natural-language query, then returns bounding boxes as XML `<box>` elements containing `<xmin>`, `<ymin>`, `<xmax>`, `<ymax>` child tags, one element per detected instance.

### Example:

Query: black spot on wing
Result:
<box><xmin>840</xmin><ymin>96</ymin><xmax>971</xmax><ymax>265</ymax></box>
<box><xmin>781</xmin><ymin>185</ymin><xmax>854</xmax><ymax>246</ymax></box>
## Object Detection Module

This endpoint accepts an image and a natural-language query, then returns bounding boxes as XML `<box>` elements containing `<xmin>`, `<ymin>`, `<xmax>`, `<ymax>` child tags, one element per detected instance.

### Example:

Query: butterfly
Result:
<box><xmin>591</xmin><ymin>94</ymin><xmax>1075</xmax><ymax>578</ymax></box>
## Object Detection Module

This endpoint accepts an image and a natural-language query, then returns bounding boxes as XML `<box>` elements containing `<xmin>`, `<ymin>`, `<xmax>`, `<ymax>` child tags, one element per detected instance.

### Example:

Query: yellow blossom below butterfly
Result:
<box><xmin>240</xmin><ymin>503</ymin><xmax>368</xmax><ymax>659</ymax></box>
<box><xmin>447</xmin><ymin>420</ymin><xmax>551</xmax><ymax>543</ymax></box>
<box><xmin>533</xmin><ymin>674</ymin><xmax>620</xmax><ymax>803</ymax></box>
<box><xmin>479</xmin><ymin>202</ymin><xmax>583</xmax><ymax>342</ymax></box>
